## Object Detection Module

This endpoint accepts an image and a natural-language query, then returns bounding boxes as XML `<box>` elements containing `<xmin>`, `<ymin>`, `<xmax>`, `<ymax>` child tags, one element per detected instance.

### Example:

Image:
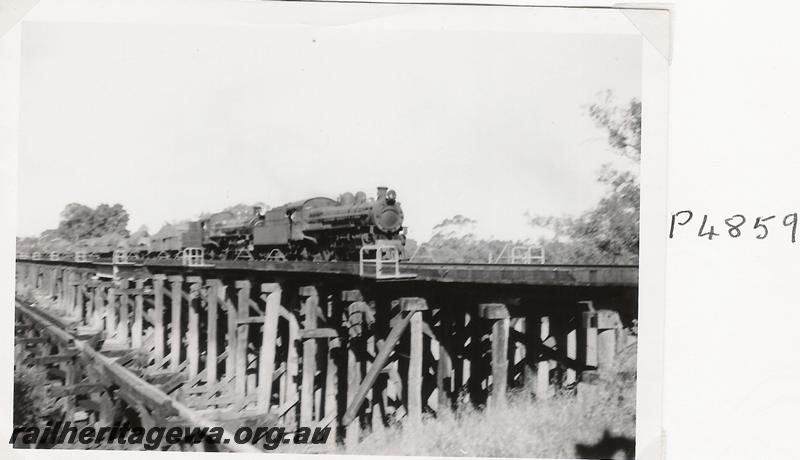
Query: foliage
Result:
<box><xmin>16</xmin><ymin>236</ymin><xmax>39</xmax><ymax>251</ymax></box>
<box><xmin>434</xmin><ymin>214</ymin><xmax>478</xmax><ymax>229</ymax></box>
<box><xmin>13</xmin><ymin>365</ymin><xmax>52</xmax><ymax>433</ymax></box>
<box><xmin>130</xmin><ymin>224</ymin><xmax>149</xmax><ymax>237</ymax></box>
<box><xmin>346</xmin><ymin>344</ymin><xmax>637</xmax><ymax>458</ymax></box>
<box><xmin>197</xmin><ymin>202</ymin><xmax>268</xmax><ymax>222</ymax></box>
<box><xmin>56</xmin><ymin>202</ymin><xmax>130</xmax><ymax>241</ymax></box>
<box><xmin>416</xmin><ymin>215</ymin><xmax>523</xmax><ymax>263</ymax></box>
<box><xmin>528</xmin><ymin>92</ymin><xmax>641</xmax><ymax>264</ymax></box>
<box><xmin>40</xmin><ymin>228</ymin><xmax>61</xmax><ymax>242</ymax></box>
<box><xmin>587</xmin><ymin>90</ymin><xmax>641</xmax><ymax>163</ymax></box>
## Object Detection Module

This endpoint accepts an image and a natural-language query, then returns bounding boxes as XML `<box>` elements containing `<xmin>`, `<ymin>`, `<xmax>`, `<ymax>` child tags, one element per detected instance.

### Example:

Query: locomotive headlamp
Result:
<box><xmin>386</xmin><ymin>189</ymin><xmax>397</xmax><ymax>204</ymax></box>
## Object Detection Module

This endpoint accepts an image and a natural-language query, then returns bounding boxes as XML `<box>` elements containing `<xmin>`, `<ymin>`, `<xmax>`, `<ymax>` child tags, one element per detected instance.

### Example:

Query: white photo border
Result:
<box><xmin>0</xmin><ymin>2</ymin><xmax>670</xmax><ymax>459</ymax></box>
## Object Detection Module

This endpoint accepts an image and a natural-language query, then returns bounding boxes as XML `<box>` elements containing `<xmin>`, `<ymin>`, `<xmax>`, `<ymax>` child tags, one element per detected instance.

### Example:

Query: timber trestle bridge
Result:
<box><xmin>14</xmin><ymin>258</ymin><xmax>638</xmax><ymax>451</ymax></box>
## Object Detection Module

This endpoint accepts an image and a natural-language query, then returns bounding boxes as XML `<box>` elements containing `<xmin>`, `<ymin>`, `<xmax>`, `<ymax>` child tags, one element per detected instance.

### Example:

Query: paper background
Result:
<box><xmin>1</xmin><ymin>1</ymin><xmax>798</xmax><ymax>460</ymax></box>
<box><xmin>664</xmin><ymin>1</ymin><xmax>800</xmax><ymax>459</ymax></box>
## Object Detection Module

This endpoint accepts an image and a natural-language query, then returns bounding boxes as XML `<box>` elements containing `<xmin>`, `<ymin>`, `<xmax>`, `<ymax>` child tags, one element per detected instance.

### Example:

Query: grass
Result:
<box><xmin>342</xmin><ymin>344</ymin><xmax>637</xmax><ymax>459</ymax></box>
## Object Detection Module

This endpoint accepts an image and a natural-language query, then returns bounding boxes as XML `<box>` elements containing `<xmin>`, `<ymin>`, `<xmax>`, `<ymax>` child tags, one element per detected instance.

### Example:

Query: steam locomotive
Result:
<box><xmin>20</xmin><ymin>186</ymin><xmax>406</xmax><ymax>262</ymax></box>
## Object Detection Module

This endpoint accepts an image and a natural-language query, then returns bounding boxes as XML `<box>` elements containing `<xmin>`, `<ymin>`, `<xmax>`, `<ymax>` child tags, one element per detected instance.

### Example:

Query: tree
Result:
<box><xmin>40</xmin><ymin>228</ymin><xmax>62</xmax><ymax>242</ymax></box>
<box><xmin>587</xmin><ymin>90</ymin><xmax>641</xmax><ymax>163</ymax></box>
<box><xmin>92</xmin><ymin>204</ymin><xmax>130</xmax><ymax>237</ymax></box>
<box><xmin>421</xmin><ymin>215</ymin><xmax>522</xmax><ymax>263</ymax></box>
<box><xmin>57</xmin><ymin>203</ymin><xmax>94</xmax><ymax>241</ymax></box>
<box><xmin>15</xmin><ymin>236</ymin><xmax>39</xmax><ymax>253</ymax></box>
<box><xmin>197</xmin><ymin>203</ymin><xmax>269</xmax><ymax>222</ymax></box>
<box><xmin>56</xmin><ymin>203</ymin><xmax>130</xmax><ymax>241</ymax></box>
<box><xmin>529</xmin><ymin>92</ymin><xmax>641</xmax><ymax>264</ymax></box>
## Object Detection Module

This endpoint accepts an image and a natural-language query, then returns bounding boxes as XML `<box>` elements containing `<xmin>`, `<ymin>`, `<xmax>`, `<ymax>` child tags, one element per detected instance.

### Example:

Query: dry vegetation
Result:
<box><xmin>341</xmin><ymin>344</ymin><xmax>637</xmax><ymax>459</ymax></box>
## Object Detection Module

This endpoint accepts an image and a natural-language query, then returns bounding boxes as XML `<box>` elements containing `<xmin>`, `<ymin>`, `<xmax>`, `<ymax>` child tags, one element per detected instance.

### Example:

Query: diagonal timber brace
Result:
<box><xmin>340</xmin><ymin>309</ymin><xmax>414</xmax><ymax>427</ymax></box>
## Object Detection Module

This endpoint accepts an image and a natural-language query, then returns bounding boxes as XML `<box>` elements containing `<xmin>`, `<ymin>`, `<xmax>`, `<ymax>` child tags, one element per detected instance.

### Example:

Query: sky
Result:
<box><xmin>17</xmin><ymin>11</ymin><xmax>641</xmax><ymax>242</ymax></box>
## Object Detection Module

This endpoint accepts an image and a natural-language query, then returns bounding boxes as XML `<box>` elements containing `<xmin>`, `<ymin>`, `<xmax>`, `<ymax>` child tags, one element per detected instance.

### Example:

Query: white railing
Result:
<box><xmin>510</xmin><ymin>246</ymin><xmax>546</xmax><ymax>264</ymax></box>
<box><xmin>359</xmin><ymin>241</ymin><xmax>415</xmax><ymax>280</ymax></box>
<box><xmin>182</xmin><ymin>247</ymin><xmax>205</xmax><ymax>267</ymax></box>
<box><xmin>492</xmin><ymin>244</ymin><xmax>546</xmax><ymax>264</ymax></box>
<box><xmin>265</xmin><ymin>249</ymin><xmax>287</xmax><ymax>262</ymax></box>
<box><xmin>234</xmin><ymin>248</ymin><xmax>254</xmax><ymax>261</ymax></box>
<box><xmin>112</xmin><ymin>249</ymin><xmax>130</xmax><ymax>264</ymax></box>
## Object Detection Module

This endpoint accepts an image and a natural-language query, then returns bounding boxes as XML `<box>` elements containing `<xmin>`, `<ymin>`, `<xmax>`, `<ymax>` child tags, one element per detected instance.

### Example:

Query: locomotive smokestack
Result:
<box><xmin>377</xmin><ymin>186</ymin><xmax>388</xmax><ymax>199</ymax></box>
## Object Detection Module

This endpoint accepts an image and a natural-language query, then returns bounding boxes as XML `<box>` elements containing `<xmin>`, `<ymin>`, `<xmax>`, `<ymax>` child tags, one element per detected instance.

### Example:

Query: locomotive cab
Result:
<box><xmin>254</xmin><ymin>206</ymin><xmax>293</xmax><ymax>246</ymax></box>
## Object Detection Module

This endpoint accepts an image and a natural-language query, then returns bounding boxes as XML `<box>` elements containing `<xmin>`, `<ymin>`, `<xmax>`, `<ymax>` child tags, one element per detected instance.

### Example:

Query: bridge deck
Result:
<box><xmin>13</xmin><ymin>258</ymin><xmax>637</xmax><ymax>450</ymax></box>
<box><xmin>16</xmin><ymin>258</ymin><xmax>638</xmax><ymax>287</ymax></box>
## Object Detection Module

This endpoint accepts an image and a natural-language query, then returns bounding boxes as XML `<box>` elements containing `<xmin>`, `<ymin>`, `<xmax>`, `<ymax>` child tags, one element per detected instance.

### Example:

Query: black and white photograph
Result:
<box><xmin>3</xmin><ymin>1</ymin><xmax>670</xmax><ymax>459</ymax></box>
